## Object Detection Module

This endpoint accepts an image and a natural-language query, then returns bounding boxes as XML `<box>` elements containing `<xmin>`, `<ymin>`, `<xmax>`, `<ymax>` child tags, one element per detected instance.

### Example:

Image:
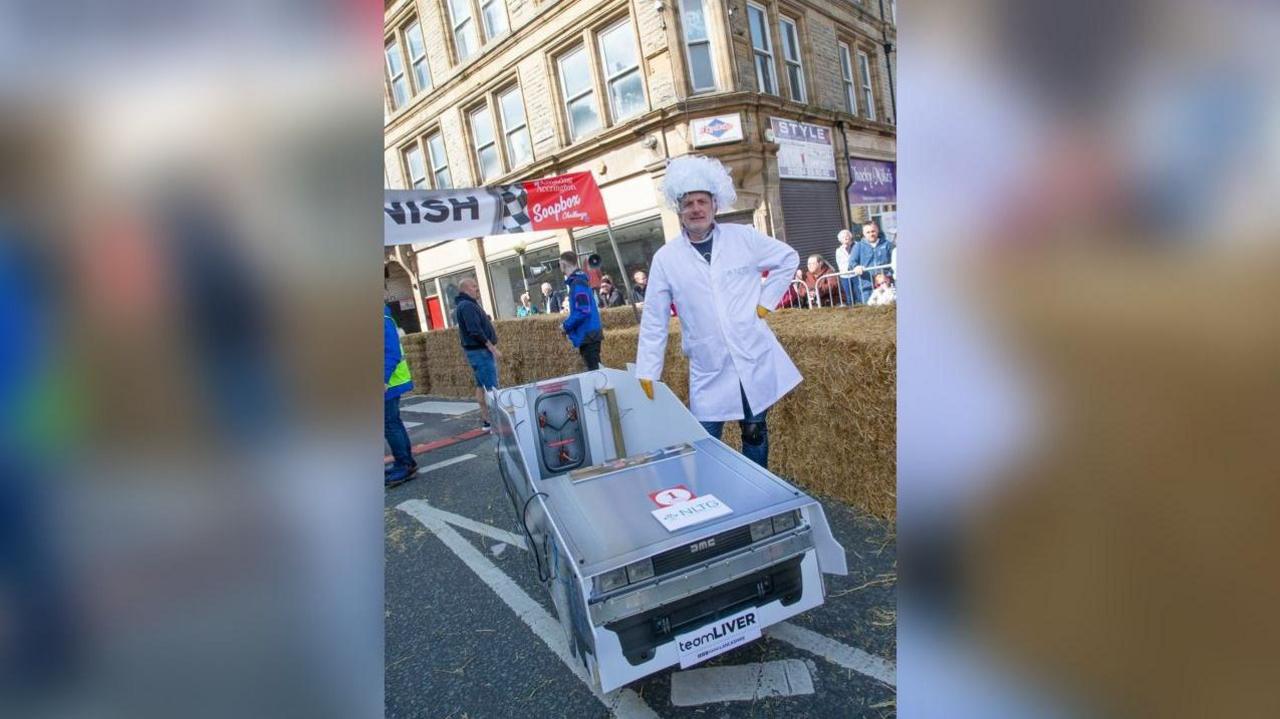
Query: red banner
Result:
<box><xmin>522</xmin><ymin>172</ymin><xmax>609</xmax><ymax>230</ymax></box>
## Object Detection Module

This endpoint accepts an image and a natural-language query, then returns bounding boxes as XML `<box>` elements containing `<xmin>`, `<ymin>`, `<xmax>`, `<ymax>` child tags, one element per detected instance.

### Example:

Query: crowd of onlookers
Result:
<box><xmin>513</xmin><ymin>219</ymin><xmax>895</xmax><ymax>319</ymax></box>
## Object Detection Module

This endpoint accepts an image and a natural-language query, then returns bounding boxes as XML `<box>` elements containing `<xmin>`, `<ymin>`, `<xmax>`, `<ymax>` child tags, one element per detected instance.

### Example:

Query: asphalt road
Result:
<box><xmin>385</xmin><ymin>396</ymin><xmax>897</xmax><ymax>719</ymax></box>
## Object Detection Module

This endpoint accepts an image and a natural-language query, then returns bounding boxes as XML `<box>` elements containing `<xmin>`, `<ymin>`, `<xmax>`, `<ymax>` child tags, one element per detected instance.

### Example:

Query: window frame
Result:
<box><xmin>401</xmin><ymin>142</ymin><xmax>429</xmax><ymax>189</ymax></box>
<box><xmin>746</xmin><ymin>3</ymin><xmax>778</xmax><ymax>96</ymax></box>
<box><xmin>426</xmin><ymin>130</ymin><xmax>452</xmax><ymax>189</ymax></box>
<box><xmin>557</xmin><ymin>44</ymin><xmax>602</xmax><ymax>142</ymax></box>
<box><xmin>497</xmin><ymin>84</ymin><xmax>533</xmax><ymax>170</ymax></box>
<box><xmin>678</xmin><ymin>0</ymin><xmax>718</xmax><ymax>94</ymax></box>
<box><xmin>856</xmin><ymin>48</ymin><xmax>877</xmax><ymax>121</ymax></box>
<box><xmin>402</xmin><ymin>19</ymin><xmax>432</xmax><ymax>95</ymax></box>
<box><xmin>479</xmin><ymin>0</ymin><xmax>509</xmax><ymax>41</ymax></box>
<box><xmin>838</xmin><ymin>42</ymin><xmax>857</xmax><ymax>114</ymax></box>
<box><xmin>468</xmin><ymin>103</ymin><xmax>502</xmax><ymax>183</ymax></box>
<box><xmin>385</xmin><ymin>37</ymin><xmax>410</xmax><ymax>110</ymax></box>
<box><xmin>778</xmin><ymin>15</ymin><xmax>805</xmax><ymax>103</ymax></box>
<box><xmin>595</xmin><ymin>17</ymin><xmax>647</xmax><ymax>124</ymax></box>
<box><xmin>446</xmin><ymin>0</ymin><xmax>480</xmax><ymax>63</ymax></box>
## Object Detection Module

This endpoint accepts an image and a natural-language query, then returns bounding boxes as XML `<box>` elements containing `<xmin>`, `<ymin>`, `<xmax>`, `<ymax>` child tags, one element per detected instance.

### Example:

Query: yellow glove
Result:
<box><xmin>639</xmin><ymin>378</ymin><xmax>654</xmax><ymax>400</ymax></box>
<box><xmin>756</xmin><ymin>305</ymin><xmax>769</xmax><ymax>318</ymax></box>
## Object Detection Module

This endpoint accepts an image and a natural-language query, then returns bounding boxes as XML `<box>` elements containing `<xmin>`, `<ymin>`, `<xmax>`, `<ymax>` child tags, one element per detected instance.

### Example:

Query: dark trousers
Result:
<box><xmin>699</xmin><ymin>386</ymin><xmax>769</xmax><ymax>468</ymax></box>
<box><xmin>578</xmin><ymin>329</ymin><xmax>603</xmax><ymax>370</ymax></box>
<box><xmin>385</xmin><ymin>395</ymin><xmax>415</xmax><ymax>481</ymax></box>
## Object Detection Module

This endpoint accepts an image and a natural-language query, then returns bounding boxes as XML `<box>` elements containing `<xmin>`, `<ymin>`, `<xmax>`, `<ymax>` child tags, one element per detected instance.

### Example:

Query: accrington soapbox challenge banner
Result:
<box><xmin>384</xmin><ymin>171</ymin><xmax>609</xmax><ymax>245</ymax></box>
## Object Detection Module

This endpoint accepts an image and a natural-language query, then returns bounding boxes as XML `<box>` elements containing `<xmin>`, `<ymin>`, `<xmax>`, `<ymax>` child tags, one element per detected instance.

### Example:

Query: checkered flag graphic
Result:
<box><xmin>498</xmin><ymin>184</ymin><xmax>532</xmax><ymax>233</ymax></box>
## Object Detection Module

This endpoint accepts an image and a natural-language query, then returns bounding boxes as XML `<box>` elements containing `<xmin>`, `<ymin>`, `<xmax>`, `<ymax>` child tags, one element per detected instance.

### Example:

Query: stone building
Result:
<box><xmin>384</xmin><ymin>0</ymin><xmax>896</xmax><ymax>329</ymax></box>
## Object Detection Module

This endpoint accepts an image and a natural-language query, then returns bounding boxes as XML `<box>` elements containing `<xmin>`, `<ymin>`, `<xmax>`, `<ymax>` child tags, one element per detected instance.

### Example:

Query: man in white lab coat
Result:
<box><xmin>635</xmin><ymin>155</ymin><xmax>802</xmax><ymax>468</ymax></box>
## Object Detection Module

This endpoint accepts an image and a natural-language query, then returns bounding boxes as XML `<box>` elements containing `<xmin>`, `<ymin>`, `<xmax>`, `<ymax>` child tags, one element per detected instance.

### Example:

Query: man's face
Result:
<box><xmin>678</xmin><ymin>192</ymin><xmax>715</xmax><ymax>235</ymax></box>
<box><xmin>634</xmin><ymin>271</ymin><xmax>646</xmax><ymax>286</ymax></box>
<box><xmin>541</xmin><ymin>282</ymin><xmax>553</xmax><ymax>295</ymax></box>
<box><xmin>559</xmin><ymin>260</ymin><xmax>574</xmax><ymax>277</ymax></box>
<box><xmin>862</xmin><ymin>223</ymin><xmax>880</xmax><ymax>243</ymax></box>
<box><xmin>459</xmin><ymin>279</ymin><xmax>478</xmax><ymax>298</ymax></box>
<box><xmin>807</xmin><ymin>257</ymin><xmax>821</xmax><ymax>273</ymax></box>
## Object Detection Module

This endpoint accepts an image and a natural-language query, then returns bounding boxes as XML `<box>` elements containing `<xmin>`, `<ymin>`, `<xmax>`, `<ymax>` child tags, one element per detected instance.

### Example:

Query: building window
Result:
<box><xmin>385</xmin><ymin>38</ymin><xmax>409</xmax><ymax>109</ymax></box>
<box><xmin>427</xmin><ymin>132</ymin><xmax>452</xmax><ymax>188</ymax></box>
<box><xmin>747</xmin><ymin>4</ymin><xmax>777</xmax><ymax>96</ymax></box>
<box><xmin>857</xmin><ymin>50</ymin><xmax>876</xmax><ymax>120</ymax></box>
<box><xmin>481</xmin><ymin>0</ymin><xmax>508</xmax><ymax>40</ymax></box>
<box><xmin>486</xmin><ymin>244</ymin><xmax>560</xmax><ymax>319</ymax></box>
<box><xmin>778</xmin><ymin>17</ymin><xmax>805</xmax><ymax>103</ymax></box>
<box><xmin>403</xmin><ymin>21</ymin><xmax>432</xmax><ymax>94</ymax></box>
<box><xmin>498</xmin><ymin>86</ymin><xmax>533</xmax><ymax>168</ymax></box>
<box><xmin>598</xmin><ymin>19</ymin><xmax>646</xmax><ymax>122</ymax></box>
<box><xmin>447</xmin><ymin>0</ymin><xmax>480</xmax><ymax>61</ymax></box>
<box><xmin>558</xmin><ymin>46</ymin><xmax>601</xmax><ymax>141</ymax></box>
<box><xmin>403</xmin><ymin>145</ymin><xmax>428</xmax><ymax>188</ymax></box>
<box><xmin>839</xmin><ymin>42</ymin><xmax>856</xmax><ymax>114</ymax></box>
<box><xmin>469</xmin><ymin>105</ymin><xmax>501</xmax><ymax>182</ymax></box>
<box><xmin>679</xmin><ymin>0</ymin><xmax>716</xmax><ymax>93</ymax></box>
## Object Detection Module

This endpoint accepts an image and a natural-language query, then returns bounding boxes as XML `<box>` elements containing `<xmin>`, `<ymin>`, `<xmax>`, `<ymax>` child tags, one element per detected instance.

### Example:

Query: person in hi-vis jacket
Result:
<box><xmin>634</xmin><ymin>155</ymin><xmax>801</xmax><ymax>468</ymax></box>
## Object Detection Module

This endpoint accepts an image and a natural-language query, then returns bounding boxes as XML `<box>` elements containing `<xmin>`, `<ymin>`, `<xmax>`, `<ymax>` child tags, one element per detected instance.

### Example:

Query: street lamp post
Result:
<box><xmin>512</xmin><ymin>240</ymin><xmax>530</xmax><ymax>296</ymax></box>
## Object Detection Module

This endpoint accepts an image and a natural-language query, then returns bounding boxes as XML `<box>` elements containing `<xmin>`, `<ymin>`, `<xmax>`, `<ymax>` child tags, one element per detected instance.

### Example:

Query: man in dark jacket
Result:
<box><xmin>540</xmin><ymin>281</ymin><xmax>565</xmax><ymax>314</ymax></box>
<box><xmin>454</xmin><ymin>278</ymin><xmax>501</xmax><ymax>431</ymax></box>
<box><xmin>385</xmin><ymin>305</ymin><xmax>418</xmax><ymax>487</ymax></box>
<box><xmin>630</xmin><ymin>269</ymin><xmax>648</xmax><ymax>306</ymax></box>
<box><xmin>559</xmin><ymin>251</ymin><xmax>604</xmax><ymax>370</ymax></box>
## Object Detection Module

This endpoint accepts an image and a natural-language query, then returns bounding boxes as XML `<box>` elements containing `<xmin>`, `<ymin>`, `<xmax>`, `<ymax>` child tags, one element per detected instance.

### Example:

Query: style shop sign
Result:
<box><xmin>383</xmin><ymin>171</ymin><xmax>610</xmax><ymax>245</ymax></box>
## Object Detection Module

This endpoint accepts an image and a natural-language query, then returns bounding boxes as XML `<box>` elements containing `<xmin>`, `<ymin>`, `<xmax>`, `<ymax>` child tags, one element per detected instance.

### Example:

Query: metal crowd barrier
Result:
<box><xmin>783</xmin><ymin>264</ymin><xmax>894</xmax><ymax>308</ymax></box>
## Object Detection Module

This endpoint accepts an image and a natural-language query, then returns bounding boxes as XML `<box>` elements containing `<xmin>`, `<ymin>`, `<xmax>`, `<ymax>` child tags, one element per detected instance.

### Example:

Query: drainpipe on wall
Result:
<box><xmin>877</xmin><ymin>0</ymin><xmax>897</xmax><ymax>121</ymax></box>
<box><xmin>837</xmin><ymin>120</ymin><xmax>853</xmax><ymax>230</ymax></box>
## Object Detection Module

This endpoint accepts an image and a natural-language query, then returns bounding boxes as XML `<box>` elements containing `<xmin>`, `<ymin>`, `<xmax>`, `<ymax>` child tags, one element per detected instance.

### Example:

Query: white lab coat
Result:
<box><xmin>636</xmin><ymin>223</ymin><xmax>802</xmax><ymax>421</ymax></box>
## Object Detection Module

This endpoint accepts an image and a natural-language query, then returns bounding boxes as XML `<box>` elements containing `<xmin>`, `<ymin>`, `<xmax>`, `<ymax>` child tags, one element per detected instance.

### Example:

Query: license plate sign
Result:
<box><xmin>674</xmin><ymin>606</ymin><xmax>762</xmax><ymax>669</ymax></box>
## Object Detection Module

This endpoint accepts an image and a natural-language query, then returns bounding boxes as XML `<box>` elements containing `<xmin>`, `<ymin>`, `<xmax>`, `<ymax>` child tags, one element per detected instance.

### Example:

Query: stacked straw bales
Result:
<box><xmin>402</xmin><ymin>305</ymin><xmax>895</xmax><ymax>520</ymax></box>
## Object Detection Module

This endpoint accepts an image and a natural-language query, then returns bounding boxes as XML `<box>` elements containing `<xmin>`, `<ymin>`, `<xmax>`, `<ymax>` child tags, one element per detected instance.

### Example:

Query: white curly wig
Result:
<box><xmin>661</xmin><ymin>155</ymin><xmax>737</xmax><ymax>211</ymax></box>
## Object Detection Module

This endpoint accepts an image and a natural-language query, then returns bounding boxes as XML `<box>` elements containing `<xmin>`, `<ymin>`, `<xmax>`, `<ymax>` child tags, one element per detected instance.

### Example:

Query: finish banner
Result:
<box><xmin>383</xmin><ymin>171</ymin><xmax>609</xmax><ymax>245</ymax></box>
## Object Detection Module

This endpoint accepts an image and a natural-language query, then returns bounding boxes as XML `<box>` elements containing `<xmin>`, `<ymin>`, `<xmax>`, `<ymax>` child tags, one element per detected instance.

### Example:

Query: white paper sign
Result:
<box><xmin>676</xmin><ymin>606</ymin><xmax>762</xmax><ymax>668</ymax></box>
<box><xmin>651</xmin><ymin>494</ymin><xmax>732</xmax><ymax>532</ymax></box>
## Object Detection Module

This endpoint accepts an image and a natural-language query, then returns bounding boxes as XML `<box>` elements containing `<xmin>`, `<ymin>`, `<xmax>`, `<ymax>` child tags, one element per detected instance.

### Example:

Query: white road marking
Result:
<box><xmin>419</xmin><ymin>454</ymin><xmax>477</xmax><ymax>473</ymax></box>
<box><xmin>396</xmin><ymin>503</ymin><xmax>660</xmax><ymax>719</ymax></box>
<box><xmin>766</xmin><ymin>622</ymin><xmax>896</xmax><ymax>686</ymax></box>
<box><xmin>398</xmin><ymin>498</ymin><xmax>524</xmax><ymax>549</ymax></box>
<box><xmin>403</xmin><ymin>421</ymin><xmax>422</xmax><ymax>430</ymax></box>
<box><xmin>403</xmin><ymin>400</ymin><xmax>479</xmax><ymax>415</ymax></box>
<box><xmin>490</xmin><ymin>543</ymin><xmax>508</xmax><ymax>557</ymax></box>
<box><xmin>670</xmin><ymin>659</ymin><xmax>815</xmax><ymax>706</ymax></box>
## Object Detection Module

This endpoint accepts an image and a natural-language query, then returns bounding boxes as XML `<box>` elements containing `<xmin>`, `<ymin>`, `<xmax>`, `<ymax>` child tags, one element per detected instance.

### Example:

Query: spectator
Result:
<box><xmin>804</xmin><ymin>255</ymin><xmax>842</xmax><ymax>307</ymax></box>
<box><xmin>779</xmin><ymin>268</ymin><xmax>809</xmax><ymax>309</ymax></box>
<box><xmin>453</xmin><ymin>278</ymin><xmax>501</xmax><ymax>432</ymax></box>
<box><xmin>834</xmin><ymin>229</ymin><xmax>857</xmax><ymax>305</ymax></box>
<box><xmin>866</xmin><ymin>274</ymin><xmax>897</xmax><ymax>306</ymax></box>
<box><xmin>850</xmin><ymin>220</ymin><xmax>895</xmax><ymax>303</ymax></box>
<box><xmin>515</xmin><ymin>292</ymin><xmax>539</xmax><ymax>317</ymax></box>
<box><xmin>630</xmin><ymin>269</ymin><xmax>648</xmax><ymax>306</ymax></box>
<box><xmin>636</xmin><ymin>154</ymin><xmax>801</xmax><ymax>469</ymax></box>
<box><xmin>540</xmin><ymin>281</ymin><xmax>564</xmax><ymax>314</ymax></box>
<box><xmin>384</xmin><ymin>305</ymin><xmax>418</xmax><ymax>487</ymax></box>
<box><xmin>559</xmin><ymin>252</ymin><xmax>605</xmax><ymax>370</ymax></box>
<box><xmin>598</xmin><ymin>275</ymin><xmax>625</xmax><ymax>307</ymax></box>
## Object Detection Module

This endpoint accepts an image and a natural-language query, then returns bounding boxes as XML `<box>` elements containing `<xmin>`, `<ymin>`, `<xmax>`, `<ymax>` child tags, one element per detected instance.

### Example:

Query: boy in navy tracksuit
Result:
<box><xmin>558</xmin><ymin>251</ymin><xmax>604</xmax><ymax>370</ymax></box>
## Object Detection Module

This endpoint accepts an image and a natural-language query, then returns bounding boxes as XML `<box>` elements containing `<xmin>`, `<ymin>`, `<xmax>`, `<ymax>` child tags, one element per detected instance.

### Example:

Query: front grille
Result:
<box><xmin>605</xmin><ymin>555</ymin><xmax>805</xmax><ymax>666</ymax></box>
<box><xmin>652</xmin><ymin>524</ymin><xmax>754</xmax><ymax>576</ymax></box>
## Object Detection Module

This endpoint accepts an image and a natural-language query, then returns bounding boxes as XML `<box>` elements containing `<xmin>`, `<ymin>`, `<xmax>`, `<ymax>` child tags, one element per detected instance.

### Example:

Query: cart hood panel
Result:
<box><xmin>540</xmin><ymin>439</ymin><xmax>810</xmax><ymax>573</ymax></box>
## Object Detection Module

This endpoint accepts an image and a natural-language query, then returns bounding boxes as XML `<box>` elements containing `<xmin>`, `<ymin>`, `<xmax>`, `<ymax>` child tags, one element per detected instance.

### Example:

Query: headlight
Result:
<box><xmin>625</xmin><ymin>558</ymin><xmax>655</xmax><ymax>583</ymax></box>
<box><xmin>772</xmin><ymin>510</ymin><xmax>798</xmax><ymax>533</ymax></box>
<box><xmin>593</xmin><ymin>567</ymin><xmax>628</xmax><ymax>594</ymax></box>
<box><xmin>749</xmin><ymin>518</ymin><xmax>774</xmax><ymax>542</ymax></box>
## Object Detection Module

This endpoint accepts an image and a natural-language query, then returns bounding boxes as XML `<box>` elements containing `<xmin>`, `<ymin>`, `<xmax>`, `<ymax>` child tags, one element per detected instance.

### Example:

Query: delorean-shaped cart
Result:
<box><xmin>492</xmin><ymin>368</ymin><xmax>847</xmax><ymax>692</ymax></box>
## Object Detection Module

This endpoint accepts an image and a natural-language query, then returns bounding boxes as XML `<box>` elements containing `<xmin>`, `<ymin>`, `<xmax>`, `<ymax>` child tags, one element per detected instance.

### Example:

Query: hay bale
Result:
<box><xmin>404</xmin><ymin>306</ymin><xmax>896</xmax><ymax>520</ymax></box>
